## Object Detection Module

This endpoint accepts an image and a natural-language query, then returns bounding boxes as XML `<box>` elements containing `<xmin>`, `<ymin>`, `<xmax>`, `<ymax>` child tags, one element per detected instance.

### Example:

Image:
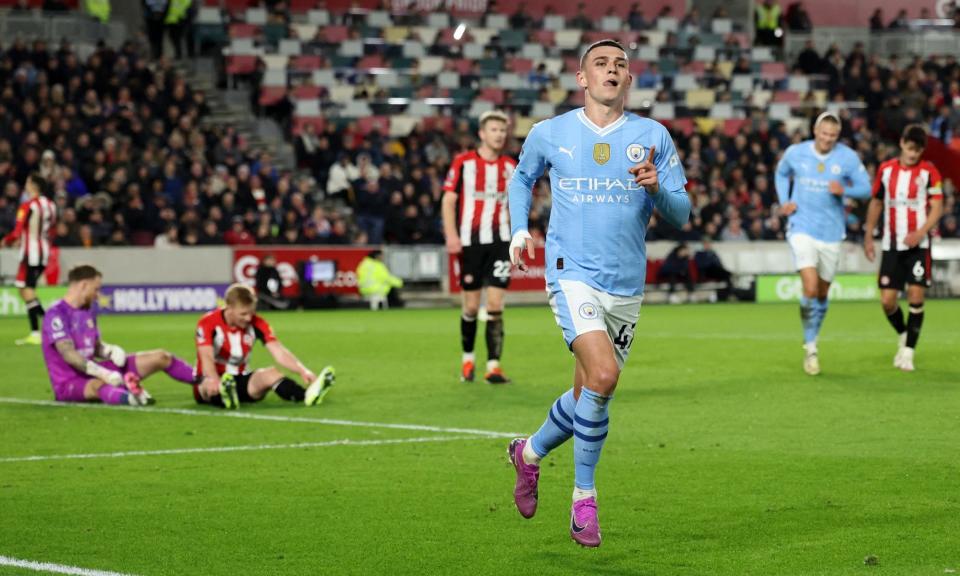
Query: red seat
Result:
<box><xmin>479</xmin><ymin>87</ymin><xmax>505</xmax><ymax>105</ymax></box>
<box><xmin>688</xmin><ymin>259</ymin><xmax>700</xmax><ymax>284</ymax></box>
<box><xmin>289</xmin><ymin>0</ymin><xmax>315</xmax><ymax>13</ymax></box>
<box><xmin>508</xmin><ymin>58</ymin><xmax>534</xmax><ymax>74</ymax></box>
<box><xmin>290</xmin><ymin>55</ymin><xmax>324</xmax><ymax>72</ymax></box>
<box><xmin>259</xmin><ymin>87</ymin><xmax>287</xmax><ymax>107</ymax></box>
<box><xmin>563</xmin><ymin>56</ymin><xmax>580</xmax><ymax>72</ymax></box>
<box><xmin>772</xmin><ymin>90</ymin><xmax>801</xmax><ymax>104</ymax></box>
<box><xmin>223</xmin><ymin>0</ymin><xmax>251</xmax><ymax>16</ymax></box>
<box><xmin>322</xmin><ymin>26</ymin><xmax>350</xmax><ymax>44</ymax></box>
<box><xmin>760</xmin><ymin>62</ymin><xmax>787</xmax><ymax>81</ymax></box>
<box><xmin>629</xmin><ymin>60</ymin><xmax>648</xmax><ymax>75</ymax></box>
<box><xmin>646</xmin><ymin>259</ymin><xmax>663</xmax><ymax>284</ymax></box>
<box><xmin>451</xmin><ymin>59</ymin><xmax>473</xmax><ymax>74</ymax></box>
<box><xmin>531</xmin><ymin>30</ymin><xmax>554</xmax><ymax>45</ymax></box>
<box><xmin>357</xmin><ymin>116</ymin><xmax>390</xmax><ymax>136</ymax></box>
<box><xmin>421</xmin><ymin>116</ymin><xmax>454</xmax><ymax>133</ymax></box>
<box><xmin>291</xmin><ymin>85</ymin><xmax>323</xmax><ymax>100</ymax></box>
<box><xmin>226</xmin><ymin>55</ymin><xmax>258</xmax><ymax>76</ymax></box>
<box><xmin>583</xmin><ymin>31</ymin><xmax>611</xmax><ymax>44</ymax></box>
<box><xmin>130</xmin><ymin>230</ymin><xmax>156</xmax><ymax>247</ymax></box>
<box><xmin>723</xmin><ymin>119</ymin><xmax>749</xmax><ymax>137</ymax></box>
<box><xmin>416</xmin><ymin>85</ymin><xmax>437</xmax><ymax>98</ymax></box>
<box><xmin>357</xmin><ymin>55</ymin><xmax>385</xmax><ymax>70</ymax></box>
<box><xmin>567</xmin><ymin>90</ymin><xmax>585</xmax><ymax>106</ymax></box>
<box><xmin>292</xmin><ymin>117</ymin><xmax>327</xmax><ymax>136</ymax></box>
<box><xmin>666</xmin><ymin>118</ymin><xmax>695</xmax><ymax>137</ymax></box>
<box><xmin>683</xmin><ymin>61</ymin><xmax>706</xmax><ymax>75</ymax></box>
<box><xmin>229</xmin><ymin>23</ymin><xmax>260</xmax><ymax>39</ymax></box>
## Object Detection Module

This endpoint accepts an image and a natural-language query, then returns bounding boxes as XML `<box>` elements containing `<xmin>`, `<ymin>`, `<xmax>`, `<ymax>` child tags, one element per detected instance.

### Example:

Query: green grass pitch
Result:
<box><xmin>1</xmin><ymin>301</ymin><xmax>959</xmax><ymax>575</ymax></box>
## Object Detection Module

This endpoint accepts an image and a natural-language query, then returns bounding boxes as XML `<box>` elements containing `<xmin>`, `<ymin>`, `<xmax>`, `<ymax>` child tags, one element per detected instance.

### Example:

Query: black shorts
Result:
<box><xmin>15</xmin><ymin>262</ymin><xmax>45</xmax><ymax>289</ymax></box>
<box><xmin>879</xmin><ymin>248</ymin><xmax>931</xmax><ymax>290</ymax></box>
<box><xmin>191</xmin><ymin>372</ymin><xmax>261</xmax><ymax>407</ymax></box>
<box><xmin>459</xmin><ymin>242</ymin><xmax>511</xmax><ymax>291</ymax></box>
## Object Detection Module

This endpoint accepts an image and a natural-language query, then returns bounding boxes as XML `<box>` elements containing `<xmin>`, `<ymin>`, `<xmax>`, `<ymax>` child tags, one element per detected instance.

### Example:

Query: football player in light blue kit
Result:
<box><xmin>506</xmin><ymin>39</ymin><xmax>690</xmax><ymax>547</ymax></box>
<box><xmin>775</xmin><ymin>112</ymin><xmax>871</xmax><ymax>375</ymax></box>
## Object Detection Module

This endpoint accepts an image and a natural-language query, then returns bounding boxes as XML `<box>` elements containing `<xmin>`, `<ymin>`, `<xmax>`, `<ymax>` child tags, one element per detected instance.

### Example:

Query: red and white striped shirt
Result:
<box><xmin>872</xmin><ymin>159</ymin><xmax>943</xmax><ymax>251</ymax></box>
<box><xmin>195</xmin><ymin>309</ymin><xmax>277</xmax><ymax>376</ymax></box>
<box><xmin>3</xmin><ymin>196</ymin><xmax>57</xmax><ymax>266</ymax></box>
<box><xmin>443</xmin><ymin>150</ymin><xmax>516</xmax><ymax>246</ymax></box>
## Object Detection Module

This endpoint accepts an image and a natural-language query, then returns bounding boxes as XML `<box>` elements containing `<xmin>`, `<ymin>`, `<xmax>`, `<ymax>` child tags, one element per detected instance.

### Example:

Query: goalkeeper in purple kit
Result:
<box><xmin>42</xmin><ymin>264</ymin><xmax>198</xmax><ymax>406</ymax></box>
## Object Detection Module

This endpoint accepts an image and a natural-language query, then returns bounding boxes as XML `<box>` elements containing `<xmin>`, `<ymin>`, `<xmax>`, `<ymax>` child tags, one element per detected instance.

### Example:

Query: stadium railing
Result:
<box><xmin>0</xmin><ymin>11</ymin><xmax>128</xmax><ymax>47</ymax></box>
<box><xmin>786</xmin><ymin>28</ymin><xmax>960</xmax><ymax>61</ymax></box>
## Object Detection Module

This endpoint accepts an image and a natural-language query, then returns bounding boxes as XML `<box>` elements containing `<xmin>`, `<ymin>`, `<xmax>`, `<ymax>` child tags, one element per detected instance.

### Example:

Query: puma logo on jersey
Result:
<box><xmin>559</xmin><ymin>146</ymin><xmax>576</xmax><ymax>159</ymax></box>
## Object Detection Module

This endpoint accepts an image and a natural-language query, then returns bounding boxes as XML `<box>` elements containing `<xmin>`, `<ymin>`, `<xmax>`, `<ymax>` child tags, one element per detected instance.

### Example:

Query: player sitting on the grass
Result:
<box><xmin>863</xmin><ymin>124</ymin><xmax>943</xmax><ymax>372</ymax></box>
<box><xmin>42</xmin><ymin>264</ymin><xmax>199</xmax><ymax>406</ymax></box>
<box><xmin>193</xmin><ymin>283</ymin><xmax>335</xmax><ymax>409</ymax></box>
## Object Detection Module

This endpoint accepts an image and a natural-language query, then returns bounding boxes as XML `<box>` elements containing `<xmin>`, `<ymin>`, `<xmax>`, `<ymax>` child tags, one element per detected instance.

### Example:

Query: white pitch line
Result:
<box><xmin>0</xmin><ymin>397</ymin><xmax>521</xmax><ymax>438</ymax></box>
<box><xmin>0</xmin><ymin>435</ymin><xmax>478</xmax><ymax>464</ymax></box>
<box><xmin>0</xmin><ymin>555</ymin><xmax>140</xmax><ymax>576</ymax></box>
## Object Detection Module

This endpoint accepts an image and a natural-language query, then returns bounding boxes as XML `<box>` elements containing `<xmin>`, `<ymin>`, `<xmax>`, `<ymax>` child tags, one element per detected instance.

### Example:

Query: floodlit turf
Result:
<box><xmin>1</xmin><ymin>301</ymin><xmax>959</xmax><ymax>576</ymax></box>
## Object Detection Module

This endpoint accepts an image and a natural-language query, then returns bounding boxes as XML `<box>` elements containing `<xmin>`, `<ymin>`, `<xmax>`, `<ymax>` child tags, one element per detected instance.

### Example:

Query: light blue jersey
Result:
<box><xmin>774</xmin><ymin>141</ymin><xmax>871</xmax><ymax>242</ymax></box>
<box><xmin>508</xmin><ymin>109</ymin><xmax>690</xmax><ymax>297</ymax></box>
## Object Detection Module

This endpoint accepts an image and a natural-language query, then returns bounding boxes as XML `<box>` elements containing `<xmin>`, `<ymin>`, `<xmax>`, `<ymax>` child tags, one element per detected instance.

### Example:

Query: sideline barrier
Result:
<box><xmin>2</xmin><ymin>240</ymin><xmax>959</xmax><ymax>301</ymax></box>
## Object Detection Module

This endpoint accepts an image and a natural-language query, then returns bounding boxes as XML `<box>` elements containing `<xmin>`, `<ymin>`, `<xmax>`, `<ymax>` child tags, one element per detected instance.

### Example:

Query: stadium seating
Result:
<box><xmin>1</xmin><ymin>4</ymin><xmax>957</xmax><ymax>259</ymax></box>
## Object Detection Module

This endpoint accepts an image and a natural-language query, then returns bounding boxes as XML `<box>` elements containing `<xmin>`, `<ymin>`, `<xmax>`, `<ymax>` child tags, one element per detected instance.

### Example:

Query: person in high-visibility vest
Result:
<box><xmin>755</xmin><ymin>0</ymin><xmax>782</xmax><ymax>46</ymax></box>
<box><xmin>85</xmin><ymin>0</ymin><xmax>110</xmax><ymax>23</ymax></box>
<box><xmin>356</xmin><ymin>250</ymin><xmax>404</xmax><ymax>309</ymax></box>
<box><xmin>164</xmin><ymin>0</ymin><xmax>193</xmax><ymax>60</ymax></box>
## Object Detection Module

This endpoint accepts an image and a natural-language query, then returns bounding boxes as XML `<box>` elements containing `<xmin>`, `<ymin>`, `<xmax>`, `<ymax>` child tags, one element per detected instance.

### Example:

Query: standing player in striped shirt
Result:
<box><xmin>2</xmin><ymin>173</ymin><xmax>57</xmax><ymax>346</ymax></box>
<box><xmin>441</xmin><ymin>110</ymin><xmax>516</xmax><ymax>384</ymax></box>
<box><xmin>863</xmin><ymin>125</ymin><xmax>943</xmax><ymax>372</ymax></box>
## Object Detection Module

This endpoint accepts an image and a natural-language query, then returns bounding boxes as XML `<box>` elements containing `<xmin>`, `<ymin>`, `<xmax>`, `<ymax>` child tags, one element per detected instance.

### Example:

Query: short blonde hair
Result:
<box><xmin>225</xmin><ymin>283</ymin><xmax>257</xmax><ymax>307</ymax></box>
<box><xmin>479</xmin><ymin>110</ymin><xmax>509</xmax><ymax>129</ymax></box>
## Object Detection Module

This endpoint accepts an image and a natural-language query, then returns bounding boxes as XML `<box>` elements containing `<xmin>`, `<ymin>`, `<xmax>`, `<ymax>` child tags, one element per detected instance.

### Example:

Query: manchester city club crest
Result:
<box><xmin>626</xmin><ymin>144</ymin><xmax>646</xmax><ymax>163</ymax></box>
<box><xmin>593</xmin><ymin>143</ymin><xmax>610</xmax><ymax>165</ymax></box>
<box><xmin>830</xmin><ymin>164</ymin><xmax>842</xmax><ymax>175</ymax></box>
<box><xmin>578</xmin><ymin>303</ymin><xmax>599</xmax><ymax>319</ymax></box>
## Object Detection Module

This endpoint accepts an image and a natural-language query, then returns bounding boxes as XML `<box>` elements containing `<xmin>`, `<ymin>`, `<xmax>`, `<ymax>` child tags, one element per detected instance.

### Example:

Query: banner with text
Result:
<box><xmin>448</xmin><ymin>246</ymin><xmax>547</xmax><ymax>293</ymax></box>
<box><xmin>98</xmin><ymin>284</ymin><xmax>230</xmax><ymax>314</ymax></box>
<box><xmin>757</xmin><ymin>274</ymin><xmax>878</xmax><ymax>303</ymax></box>
<box><xmin>0</xmin><ymin>287</ymin><xmax>67</xmax><ymax>317</ymax></box>
<box><xmin>233</xmin><ymin>247</ymin><xmax>369</xmax><ymax>296</ymax></box>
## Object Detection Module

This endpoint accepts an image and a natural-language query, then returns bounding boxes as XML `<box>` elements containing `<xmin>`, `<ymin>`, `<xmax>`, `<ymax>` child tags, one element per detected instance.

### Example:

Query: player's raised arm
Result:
<box><xmin>508</xmin><ymin>123</ymin><xmax>548</xmax><ymax>270</ymax></box>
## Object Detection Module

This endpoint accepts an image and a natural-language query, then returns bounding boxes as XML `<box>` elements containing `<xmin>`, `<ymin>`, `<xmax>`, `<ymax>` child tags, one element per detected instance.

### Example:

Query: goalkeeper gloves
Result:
<box><xmin>85</xmin><ymin>361</ymin><xmax>124</xmax><ymax>387</ymax></box>
<box><xmin>100</xmin><ymin>342</ymin><xmax>127</xmax><ymax>367</ymax></box>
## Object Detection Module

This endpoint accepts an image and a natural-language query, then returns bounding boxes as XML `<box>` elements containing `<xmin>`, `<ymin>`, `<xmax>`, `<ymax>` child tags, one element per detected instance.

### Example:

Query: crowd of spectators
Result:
<box><xmin>0</xmin><ymin>37</ymin><xmax>377</xmax><ymax>248</ymax></box>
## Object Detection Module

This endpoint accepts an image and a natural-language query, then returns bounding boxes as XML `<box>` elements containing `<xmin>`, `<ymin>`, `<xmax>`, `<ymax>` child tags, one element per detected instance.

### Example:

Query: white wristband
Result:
<box><xmin>509</xmin><ymin>230</ymin><xmax>533</xmax><ymax>266</ymax></box>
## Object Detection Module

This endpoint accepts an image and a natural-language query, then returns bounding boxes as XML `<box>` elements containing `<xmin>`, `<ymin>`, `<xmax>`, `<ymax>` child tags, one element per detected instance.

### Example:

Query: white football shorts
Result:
<box><xmin>788</xmin><ymin>233</ymin><xmax>841</xmax><ymax>282</ymax></box>
<box><xmin>547</xmin><ymin>279</ymin><xmax>643</xmax><ymax>369</ymax></box>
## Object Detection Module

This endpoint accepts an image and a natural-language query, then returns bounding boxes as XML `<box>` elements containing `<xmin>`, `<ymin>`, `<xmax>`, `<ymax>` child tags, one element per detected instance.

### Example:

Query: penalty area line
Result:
<box><xmin>0</xmin><ymin>435</ymin><xmax>483</xmax><ymax>464</ymax></box>
<box><xmin>0</xmin><ymin>554</ymin><xmax>141</xmax><ymax>576</ymax></box>
<box><xmin>0</xmin><ymin>397</ymin><xmax>521</xmax><ymax>438</ymax></box>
